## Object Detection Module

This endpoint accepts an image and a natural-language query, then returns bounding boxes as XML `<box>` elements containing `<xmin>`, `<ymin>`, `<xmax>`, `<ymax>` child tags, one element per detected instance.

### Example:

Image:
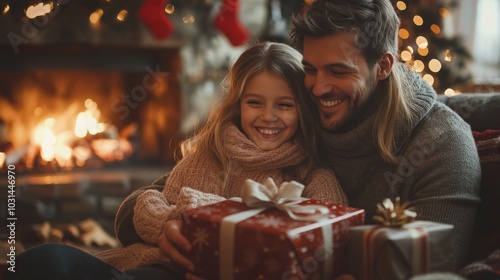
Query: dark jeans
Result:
<box><xmin>3</xmin><ymin>243</ymin><xmax>183</xmax><ymax>280</ymax></box>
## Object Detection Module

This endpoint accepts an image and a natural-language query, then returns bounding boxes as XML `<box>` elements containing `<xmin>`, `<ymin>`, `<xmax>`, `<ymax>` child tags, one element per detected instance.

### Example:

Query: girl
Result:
<box><xmin>7</xmin><ymin>41</ymin><xmax>346</xmax><ymax>280</ymax></box>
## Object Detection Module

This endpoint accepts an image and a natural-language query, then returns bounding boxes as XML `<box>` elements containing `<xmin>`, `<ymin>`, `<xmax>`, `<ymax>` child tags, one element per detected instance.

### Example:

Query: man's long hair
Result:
<box><xmin>290</xmin><ymin>0</ymin><xmax>415</xmax><ymax>163</ymax></box>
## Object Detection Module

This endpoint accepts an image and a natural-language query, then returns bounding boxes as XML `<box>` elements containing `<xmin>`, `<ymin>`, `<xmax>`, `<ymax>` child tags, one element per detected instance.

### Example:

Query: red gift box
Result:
<box><xmin>182</xmin><ymin>199</ymin><xmax>365</xmax><ymax>280</ymax></box>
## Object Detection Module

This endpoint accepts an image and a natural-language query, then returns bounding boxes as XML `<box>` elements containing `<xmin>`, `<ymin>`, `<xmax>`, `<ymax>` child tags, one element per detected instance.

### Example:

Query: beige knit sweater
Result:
<box><xmin>96</xmin><ymin>125</ymin><xmax>347</xmax><ymax>271</ymax></box>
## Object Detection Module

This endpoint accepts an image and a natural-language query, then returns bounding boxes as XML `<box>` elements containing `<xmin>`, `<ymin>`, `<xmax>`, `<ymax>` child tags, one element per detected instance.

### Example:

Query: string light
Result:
<box><xmin>413</xmin><ymin>60</ymin><xmax>425</xmax><ymax>73</ymax></box>
<box><xmin>165</xmin><ymin>4</ymin><xmax>174</xmax><ymax>14</ymax></box>
<box><xmin>423</xmin><ymin>74</ymin><xmax>435</xmax><ymax>86</ymax></box>
<box><xmin>430</xmin><ymin>24</ymin><xmax>441</xmax><ymax>35</ymax></box>
<box><xmin>418</xmin><ymin>47</ymin><xmax>429</xmax><ymax>56</ymax></box>
<box><xmin>439</xmin><ymin>7</ymin><xmax>449</xmax><ymax>17</ymax></box>
<box><xmin>399</xmin><ymin>28</ymin><xmax>409</xmax><ymax>39</ymax></box>
<box><xmin>401</xmin><ymin>50</ymin><xmax>412</xmax><ymax>61</ymax></box>
<box><xmin>444</xmin><ymin>88</ymin><xmax>458</xmax><ymax>96</ymax></box>
<box><xmin>395</xmin><ymin>1</ymin><xmax>470</xmax><ymax>91</ymax></box>
<box><xmin>416</xmin><ymin>36</ymin><xmax>428</xmax><ymax>48</ymax></box>
<box><xmin>116</xmin><ymin>9</ymin><xmax>128</xmax><ymax>21</ymax></box>
<box><xmin>396</xmin><ymin>1</ymin><xmax>406</xmax><ymax>11</ymax></box>
<box><xmin>89</xmin><ymin>8</ymin><xmax>103</xmax><ymax>24</ymax></box>
<box><xmin>428</xmin><ymin>59</ymin><xmax>442</xmax><ymax>72</ymax></box>
<box><xmin>413</xmin><ymin>15</ymin><xmax>424</xmax><ymax>26</ymax></box>
<box><xmin>3</xmin><ymin>4</ymin><xmax>9</xmax><ymax>14</ymax></box>
<box><xmin>183</xmin><ymin>14</ymin><xmax>195</xmax><ymax>24</ymax></box>
<box><xmin>26</xmin><ymin>2</ymin><xmax>53</xmax><ymax>19</ymax></box>
<box><xmin>444</xmin><ymin>49</ymin><xmax>452</xmax><ymax>61</ymax></box>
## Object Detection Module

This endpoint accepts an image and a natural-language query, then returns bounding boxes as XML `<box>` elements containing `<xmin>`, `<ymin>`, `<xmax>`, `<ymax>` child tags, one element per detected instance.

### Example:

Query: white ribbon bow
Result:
<box><xmin>241</xmin><ymin>177</ymin><xmax>330</xmax><ymax>222</ymax></box>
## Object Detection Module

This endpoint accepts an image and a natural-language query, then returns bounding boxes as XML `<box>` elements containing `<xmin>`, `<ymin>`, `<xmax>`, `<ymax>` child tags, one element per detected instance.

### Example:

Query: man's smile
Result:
<box><xmin>320</xmin><ymin>99</ymin><xmax>346</xmax><ymax>107</ymax></box>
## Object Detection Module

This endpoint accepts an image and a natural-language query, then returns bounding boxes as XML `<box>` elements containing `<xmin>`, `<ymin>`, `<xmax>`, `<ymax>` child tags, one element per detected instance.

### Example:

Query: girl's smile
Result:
<box><xmin>239</xmin><ymin>70</ymin><xmax>298</xmax><ymax>151</ymax></box>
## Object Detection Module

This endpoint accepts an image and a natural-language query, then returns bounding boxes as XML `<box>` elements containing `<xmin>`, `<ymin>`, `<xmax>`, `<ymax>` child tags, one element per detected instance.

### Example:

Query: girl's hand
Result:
<box><xmin>158</xmin><ymin>220</ymin><xmax>195</xmax><ymax>272</ymax></box>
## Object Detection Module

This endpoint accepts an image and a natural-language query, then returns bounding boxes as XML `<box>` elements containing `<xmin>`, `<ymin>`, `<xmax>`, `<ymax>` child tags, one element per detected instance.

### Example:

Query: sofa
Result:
<box><xmin>436</xmin><ymin>93</ymin><xmax>500</xmax><ymax>279</ymax></box>
<box><xmin>114</xmin><ymin>92</ymin><xmax>500</xmax><ymax>278</ymax></box>
<box><xmin>437</xmin><ymin>93</ymin><xmax>500</xmax><ymax>131</ymax></box>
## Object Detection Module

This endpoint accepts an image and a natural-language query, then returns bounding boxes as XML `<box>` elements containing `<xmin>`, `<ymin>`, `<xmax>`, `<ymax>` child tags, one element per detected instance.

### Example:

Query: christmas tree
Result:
<box><xmin>392</xmin><ymin>0</ymin><xmax>472</xmax><ymax>94</ymax></box>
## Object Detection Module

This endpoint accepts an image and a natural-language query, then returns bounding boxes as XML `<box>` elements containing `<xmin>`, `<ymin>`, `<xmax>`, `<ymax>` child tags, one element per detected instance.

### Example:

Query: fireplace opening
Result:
<box><xmin>0</xmin><ymin>44</ymin><xmax>183</xmax><ymax>174</ymax></box>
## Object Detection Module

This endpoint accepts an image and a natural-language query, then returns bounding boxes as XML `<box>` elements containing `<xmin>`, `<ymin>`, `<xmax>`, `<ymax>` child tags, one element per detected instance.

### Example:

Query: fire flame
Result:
<box><xmin>32</xmin><ymin>118</ymin><xmax>58</xmax><ymax>162</ymax></box>
<box><xmin>0</xmin><ymin>152</ymin><xmax>6</xmax><ymax>169</ymax></box>
<box><xmin>28</xmin><ymin>98</ymin><xmax>131</xmax><ymax>169</ymax></box>
<box><xmin>74</xmin><ymin>99</ymin><xmax>104</xmax><ymax>138</ymax></box>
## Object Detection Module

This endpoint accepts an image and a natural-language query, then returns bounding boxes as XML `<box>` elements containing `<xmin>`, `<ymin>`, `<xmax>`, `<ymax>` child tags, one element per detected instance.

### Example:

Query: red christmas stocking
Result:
<box><xmin>214</xmin><ymin>0</ymin><xmax>249</xmax><ymax>46</ymax></box>
<box><xmin>139</xmin><ymin>0</ymin><xmax>174</xmax><ymax>40</ymax></box>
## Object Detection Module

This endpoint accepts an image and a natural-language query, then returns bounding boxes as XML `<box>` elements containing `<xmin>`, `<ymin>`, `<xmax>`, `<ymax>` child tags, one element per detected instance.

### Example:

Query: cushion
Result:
<box><xmin>459</xmin><ymin>249</ymin><xmax>500</xmax><ymax>280</ymax></box>
<box><xmin>467</xmin><ymin>130</ymin><xmax>500</xmax><ymax>263</ymax></box>
<box><xmin>437</xmin><ymin>93</ymin><xmax>500</xmax><ymax>131</ymax></box>
<box><xmin>473</xmin><ymin>130</ymin><xmax>500</xmax><ymax>204</ymax></box>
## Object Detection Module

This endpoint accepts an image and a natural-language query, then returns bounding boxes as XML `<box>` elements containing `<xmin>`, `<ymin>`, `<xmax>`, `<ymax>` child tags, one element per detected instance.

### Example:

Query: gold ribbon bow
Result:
<box><xmin>373</xmin><ymin>197</ymin><xmax>417</xmax><ymax>227</ymax></box>
<box><xmin>241</xmin><ymin>177</ymin><xmax>330</xmax><ymax>222</ymax></box>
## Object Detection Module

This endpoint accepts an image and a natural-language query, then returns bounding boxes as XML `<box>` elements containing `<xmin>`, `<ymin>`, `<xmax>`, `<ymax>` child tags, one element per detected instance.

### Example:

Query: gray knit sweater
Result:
<box><xmin>318</xmin><ymin>64</ymin><xmax>481</xmax><ymax>269</ymax></box>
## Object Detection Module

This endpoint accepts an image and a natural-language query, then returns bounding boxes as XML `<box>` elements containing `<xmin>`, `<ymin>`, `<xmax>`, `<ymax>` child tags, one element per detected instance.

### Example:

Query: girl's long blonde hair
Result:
<box><xmin>179</xmin><ymin>41</ymin><xmax>321</xmax><ymax>183</ymax></box>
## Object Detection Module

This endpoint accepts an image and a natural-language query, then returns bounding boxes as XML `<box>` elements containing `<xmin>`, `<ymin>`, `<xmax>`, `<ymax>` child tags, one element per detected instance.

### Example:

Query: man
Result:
<box><xmin>290</xmin><ymin>0</ymin><xmax>481</xmax><ymax>270</ymax></box>
<box><xmin>114</xmin><ymin>0</ymin><xmax>480</xmax><ymax>273</ymax></box>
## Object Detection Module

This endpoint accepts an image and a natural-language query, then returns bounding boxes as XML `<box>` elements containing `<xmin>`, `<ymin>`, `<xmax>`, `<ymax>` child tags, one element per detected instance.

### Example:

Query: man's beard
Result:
<box><xmin>323</xmin><ymin>74</ymin><xmax>379</xmax><ymax>133</ymax></box>
<box><xmin>322</xmin><ymin>107</ymin><xmax>353</xmax><ymax>133</ymax></box>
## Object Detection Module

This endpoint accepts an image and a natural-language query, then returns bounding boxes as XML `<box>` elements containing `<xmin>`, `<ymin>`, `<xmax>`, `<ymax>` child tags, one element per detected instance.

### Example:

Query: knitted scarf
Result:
<box><xmin>164</xmin><ymin>125</ymin><xmax>308</xmax><ymax>202</ymax></box>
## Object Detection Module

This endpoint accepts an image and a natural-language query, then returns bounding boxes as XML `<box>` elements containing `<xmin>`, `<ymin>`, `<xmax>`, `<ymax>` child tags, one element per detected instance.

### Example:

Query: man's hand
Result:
<box><xmin>158</xmin><ymin>220</ymin><xmax>195</xmax><ymax>272</ymax></box>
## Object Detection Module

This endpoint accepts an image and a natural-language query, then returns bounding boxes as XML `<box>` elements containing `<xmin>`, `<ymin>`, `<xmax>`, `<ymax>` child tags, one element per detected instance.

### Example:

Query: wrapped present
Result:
<box><xmin>181</xmin><ymin>178</ymin><xmax>365</xmax><ymax>280</ymax></box>
<box><xmin>348</xmin><ymin>198</ymin><xmax>455</xmax><ymax>280</ymax></box>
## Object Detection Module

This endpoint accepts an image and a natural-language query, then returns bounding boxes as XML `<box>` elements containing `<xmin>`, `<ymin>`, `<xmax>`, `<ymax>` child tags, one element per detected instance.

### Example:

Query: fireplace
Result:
<box><xmin>0</xmin><ymin>0</ymin><xmax>228</xmax><ymax>249</ymax></box>
<box><xmin>0</xmin><ymin>43</ymin><xmax>185</xmax><ymax>227</ymax></box>
<box><xmin>0</xmin><ymin>43</ymin><xmax>183</xmax><ymax>173</ymax></box>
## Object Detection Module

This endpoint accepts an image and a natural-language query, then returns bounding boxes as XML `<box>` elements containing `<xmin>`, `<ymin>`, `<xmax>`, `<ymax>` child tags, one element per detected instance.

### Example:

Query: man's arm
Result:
<box><xmin>406</xmin><ymin>105</ymin><xmax>481</xmax><ymax>269</ymax></box>
<box><xmin>114</xmin><ymin>173</ymin><xmax>170</xmax><ymax>246</ymax></box>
